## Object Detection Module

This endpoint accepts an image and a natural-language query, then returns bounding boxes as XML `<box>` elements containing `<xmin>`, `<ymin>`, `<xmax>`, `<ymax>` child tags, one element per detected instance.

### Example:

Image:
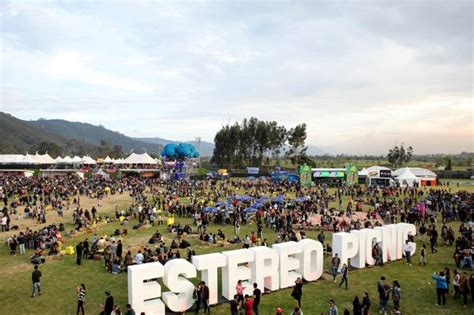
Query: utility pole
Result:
<box><xmin>196</xmin><ymin>137</ymin><xmax>201</xmax><ymax>168</ymax></box>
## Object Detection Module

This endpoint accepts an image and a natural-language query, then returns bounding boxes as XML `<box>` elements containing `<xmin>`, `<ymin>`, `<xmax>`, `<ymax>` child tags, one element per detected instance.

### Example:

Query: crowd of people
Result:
<box><xmin>1</xmin><ymin>173</ymin><xmax>473</xmax><ymax>314</ymax></box>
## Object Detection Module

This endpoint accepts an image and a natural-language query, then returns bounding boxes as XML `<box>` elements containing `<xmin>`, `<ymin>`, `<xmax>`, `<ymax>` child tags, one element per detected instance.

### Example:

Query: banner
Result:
<box><xmin>299</xmin><ymin>163</ymin><xmax>312</xmax><ymax>187</ymax></box>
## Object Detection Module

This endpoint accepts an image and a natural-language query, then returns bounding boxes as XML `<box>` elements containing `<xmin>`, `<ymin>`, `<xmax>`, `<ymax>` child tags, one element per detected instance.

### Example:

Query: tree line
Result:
<box><xmin>212</xmin><ymin>117</ymin><xmax>308</xmax><ymax>167</ymax></box>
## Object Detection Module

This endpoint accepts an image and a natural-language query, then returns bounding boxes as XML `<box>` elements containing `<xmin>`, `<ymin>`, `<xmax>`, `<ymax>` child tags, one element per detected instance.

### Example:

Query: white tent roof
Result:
<box><xmin>35</xmin><ymin>153</ymin><xmax>55</xmax><ymax>164</ymax></box>
<box><xmin>25</xmin><ymin>154</ymin><xmax>40</xmax><ymax>164</ymax></box>
<box><xmin>103</xmin><ymin>156</ymin><xmax>113</xmax><ymax>163</ymax></box>
<box><xmin>0</xmin><ymin>154</ymin><xmax>33</xmax><ymax>164</ymax></box>
<box><xmin>113</xmin><ymin>158</ymin><xmax>124</xmax><ymax>164</ymax></box>
<box><xmin>54</xmin><ymin>156</ymin><xmax>64</xmax><ymax>163</ymax></box>
<box><xmin>365</xmin><ymin>165</ymin><xmax>391</xmax><ymax>173</ymax></box>
<box><xmin>395</xmin><ymin>167</ymin><xmax>418</xmax><ymax>180</ymax></box>
<box><xmin>82</xmin><ymin>156</ymin><xmax>96</xmax><ymax>165</ymax></box>
<box><xmin>122</xmin><ymin>152</ymin><xmax>157</xmax><ymax>165</ymax></box>
<box><xmin>72</xmin><ymin>156</ymin><xmax>83</xmax><ymax>163</ymax></box>
<box><xmin>395</xmin><ymin>167</ymin><xmax>420</xmax><ymax>187</ymax></box>
<box><xmin>358</xmin><ymin>168</ymin><xmax>368</xmax><ymax>176</ymax></box>
<box><xmin>393</xmin><ymin>167</ymin><xmax>437</xmax><ymax>179</ymax></box>
<box><xmin>61</xmin><ymin>156</ymin><xmax>74</xmax><ymax>163</ymax></box>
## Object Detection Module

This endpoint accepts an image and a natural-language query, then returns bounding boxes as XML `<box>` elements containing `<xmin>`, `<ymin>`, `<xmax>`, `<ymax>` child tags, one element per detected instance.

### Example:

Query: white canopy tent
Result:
<box><xmin>103</xmin><ymin>156</ymin><xmax>114</xmax><ymax>163</ymax></box>
<box><xmin>25</xmin><ymin>154</ymin><xmax>40</xmax><ymax>164</ymax></box>
<box><xmin>72</xmin><ymin>156</ymin><xmax>83</xmax><ymax>164</ymax></box>
<box><xmin>122</xmin><ymin>152</ymin><xmax>157</xmax><ymax>165</ymax></box>
<box><xmin>61</xmin><ymin>156</ymin><xmax>74</xmax><ymax>164</ymax></box>
<box><xmin>0</xmin><ymin>154</ymin><xmax>34</xmax><ymax>164</ymax></box>
<box><xmin>54</xmin><ymin>156</ymin><xmax>65</xmax><ymax>163</ymax></box>
<box><xmin>113</xmin><ymin>158</ymin><xmax>124</xmax><ymax>165</ymax></box>
<box><xmin>34</xmin><ymin>153</ymin><xmax>56</xmax><ymax>164</ymax></box>
<box><xmin>395</xmin><ymin>167</ymin><xmax>420</xmax><ymax>187</ymax></box>
<box><xmin>82</xmin><ymin>156</ymin><xmax>97</xmax><ymax>165</ymax></box>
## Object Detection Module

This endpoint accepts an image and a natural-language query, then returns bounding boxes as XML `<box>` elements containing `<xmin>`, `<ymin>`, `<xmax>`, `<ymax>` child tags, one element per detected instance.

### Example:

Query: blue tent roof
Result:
<box><xmin>256</xmin><ymin>196</ymin><xmax>270</xmax><ymax>203</ymax></box>
<box><xmin>203</xmin><ymin>207</ymin><xmax>219</xmax><ymax>213</ymax></box>
<box><xmin>293</xmin><ymin>197</ymin><xmax>307</xmax><ymax>203</ymax></box>
<box><xmin>251</xmin><ymin>202</ymin><xmax>264</xmax><ymax>209</ymax></box>
<box><xmin>235</xmin><ymin>195</ymin><xmax>252</xmax><ymax>202</ymax></box>
<box><xmin>214</xmin><ymin>201</ymin><xmax>226</xmax><ymax>207</ymax></box>
<box><xmin>243</xmin><ymin>207</ymin><xmax>258</xmax><ymax>213</ymax></box>
<box><xmin>272</xmin><ymin>196</ymin><xmax>286</xmax><ymax>203</ymax></box>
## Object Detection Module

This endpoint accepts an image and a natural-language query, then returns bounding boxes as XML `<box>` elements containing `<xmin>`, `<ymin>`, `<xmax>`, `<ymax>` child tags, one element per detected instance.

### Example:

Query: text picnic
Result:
<box><xmin>128</xmin><ymin>222</ymin><xmax>416</xmax><ymax>314</ymax></box>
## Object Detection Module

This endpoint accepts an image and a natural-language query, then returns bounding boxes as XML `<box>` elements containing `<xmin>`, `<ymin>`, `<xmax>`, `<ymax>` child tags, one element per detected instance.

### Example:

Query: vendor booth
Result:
<box><xmin>393</xmin><ymin>167</ymin><xmax>437</xmax><ymax>186</ymax></box>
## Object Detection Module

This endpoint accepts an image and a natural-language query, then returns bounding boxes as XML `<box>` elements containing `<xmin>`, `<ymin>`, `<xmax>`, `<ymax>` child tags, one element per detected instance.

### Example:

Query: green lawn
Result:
<box><xmin>0</xmin><ymin>187</ymin><xmax>472</xmax><ymax>315</ymax></box>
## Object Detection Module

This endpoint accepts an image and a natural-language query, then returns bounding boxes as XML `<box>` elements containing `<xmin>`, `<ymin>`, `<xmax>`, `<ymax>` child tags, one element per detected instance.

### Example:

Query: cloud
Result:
<box><xmin>0</xmin><ymin>0</ymin><xmax>472</xmax><ymax>154</ymax></box>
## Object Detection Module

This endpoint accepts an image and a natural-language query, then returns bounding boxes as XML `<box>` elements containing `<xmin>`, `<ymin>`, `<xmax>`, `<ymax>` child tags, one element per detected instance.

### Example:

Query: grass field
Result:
<box><xmin>0</xmin><ymin>183</ymin><xmax>473</xmax><ymax>315</ymax></box>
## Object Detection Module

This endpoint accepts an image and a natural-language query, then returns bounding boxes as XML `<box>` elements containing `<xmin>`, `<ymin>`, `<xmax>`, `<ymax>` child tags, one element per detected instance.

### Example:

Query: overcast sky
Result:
<box><xmin>1</xmin><ymin>0</ymin><xmax>472</xmax><ymax>154</ymax></box>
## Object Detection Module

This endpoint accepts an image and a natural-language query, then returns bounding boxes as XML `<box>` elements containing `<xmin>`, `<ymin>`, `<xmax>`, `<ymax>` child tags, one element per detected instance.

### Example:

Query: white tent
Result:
<box><xmin>122</xmin><ymin>152</ymin><xmax>157</xmax><ymax>165</ymax></box>
<box><xmin>82</xmin><ymin>156</ymin><xmax>96</xmax><ymax>165</ymax></box>
<box><xmin>72</xmin><ymin>156</ymin><xmax>83</xmax><ymax>164</ymax></box>
<box><xmin>358</xmin><ymin>168</ymin><xmax>368</xmax><ymax>176</ymax></box>
<box><xmin>393</xmin><ymin>167</ymin><xmax>437</xmax><ymax>179</ymax></box>
<box><xmin>61</xmin><ymin>156</ymin><xmax>74</xmax><ymax>163</ymax></box>
<box><xmin>395</xmin><ymin>167</ymin><xmax>420</xmax><ymax>187</ymax></box>
<box><xmin>54</xmin><ymin>156</ymin><xmax>65</xmax><ymax>163</ymax></box>
<box><xmin>103</xmin><ymin>156</ymin><xmax>113</xmax><ymax>163</ymax></box>
<box><xmin>34</xmin><ymin>153</ymin><xmax>56</xmax><ymax>164</ymax></box>
<box><xmin>25</xmin><ymin>154</ymin><xmax>40</xmax><ymax>164</ymax></box>
<box><xmin>0</xmin><ymin>154</ymin><xmax>31</xmax><ymax>164</ymax></box>
<box><xmin>113</xmin><ymin>158</ymin><xmax>124</xmax><ymax>165</ymax></box>
<box><xmin>94</xmin><ymin>169</ymin><xmax>110</xmax><ymax>179</ymax></box>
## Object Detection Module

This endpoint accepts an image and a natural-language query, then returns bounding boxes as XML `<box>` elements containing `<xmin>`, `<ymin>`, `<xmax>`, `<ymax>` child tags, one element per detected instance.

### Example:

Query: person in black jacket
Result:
<box><xmin>82</xmin><ymin>239</ymin><xmax>89</xmax><ymax>259</ymax></box>
<box><xmin>291</xmin><ymin>277</ymin><xmax>303</xmax><ymax>308</ymax></box>
<box><xmin>76</xmin><ymin>242</ymin><xmax>83</xmax><ymax>265</ymax></box>
<box><xmin>200</xmin><ymin>281</ymin><xmax>210</xmax><ymax>314</ymax></box>
<box><xmin>352</xmin><ymin>296</ymin><xmax>362</xmax><ymax>315</ymax></box>
<box><xmin>100</xmin><ymin>291</ymin><xmax>114</xmax><ymax>315</ymax></box>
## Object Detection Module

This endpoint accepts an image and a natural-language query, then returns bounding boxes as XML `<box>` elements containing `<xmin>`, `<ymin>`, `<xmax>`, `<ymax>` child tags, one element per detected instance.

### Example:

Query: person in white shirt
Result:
<box><xmin>403</xmin><ymin>240</ymin><xmax>413</xmax><ymax>265</ymax></box>
<box><xmin>135</xmin><ymin>250</ymin><xmax>144</xmax><ymax>264</ymax></box>
<box><xmin>1</xmin><ymin>216</ymin><xmax>8</xmax><ymax>232</ymax></box>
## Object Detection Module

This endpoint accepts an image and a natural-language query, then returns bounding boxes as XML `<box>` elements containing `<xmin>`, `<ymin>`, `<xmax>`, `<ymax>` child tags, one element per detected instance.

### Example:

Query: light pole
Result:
<box><xmin>195</xmin><ymin>137</ymin><xmax>201</xmax><ymax>168</ymax></box>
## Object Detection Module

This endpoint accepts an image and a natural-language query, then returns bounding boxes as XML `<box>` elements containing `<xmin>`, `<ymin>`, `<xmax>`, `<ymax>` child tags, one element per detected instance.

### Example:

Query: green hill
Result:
<box><xmin>30</xmin><ymin>119</ymin><xmax>163</xmax><ymax>155</ymax></box>
<box><xmin>0</xmin><ymin>112</ymin><xmax>97</xmax><ymax>156</ymax></box>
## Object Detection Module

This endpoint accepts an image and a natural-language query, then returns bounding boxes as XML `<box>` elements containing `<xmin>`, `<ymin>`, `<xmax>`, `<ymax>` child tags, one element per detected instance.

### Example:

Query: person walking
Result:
<box><xmin>453</xmin><ymin>270</ymin><xmax>460</xmax><ymax>300</ymax></box>
<box><xmin>331</xmin><ymin>254</ymin><xmax>341</xmax><ymax>283</ymax></box>
<box><xmin>82</xmin><ymin>239</ymin><xmax>90</xmax><ymax>259</ymax></box>
<box><xmin>432</xmin><ymin>271</ymin><xmax>448</xmax><ymax>306</ymax></box>
<box><xmin>403</xmin><ymin>240</ymin><xmax>413</xmax><ymax>266</ymax></box>
<box><xmin>76</xmin><ymin>242</ymin><xmax>83</xmax><ymax>265</ymax></box>
<box><xmin>252</xmin><ymin>283</ymin><xmax>261</xmax><ymax>315</ymax></box>
<box><xmin>391</xmin><ymin>280</ymin><xmax>401</xmax><ymax>309</ymax></box>
<box><xmin>377</xmin><ymin>276</ymin><xmax>388</xmax><ymax>313</ymax></box>
<box><xmin>31</xmin><ymin>265</ymin><xmax>42</xmax><ymax>297</ymax></box>
<box><xmin>361</xmin><ymin>292</ymin><xmax>371</xmax><ymax>315</ymax></box>
<box><xmin>459</xmin><ymin>272</ymin><xmax>470</xmax><ymax>308</ymax></box>
<box><xmin>18</xmin><ymin>232</ymin><xmax>26</xmax><ymax>255</ymax></box>
<box><xmin>291</xmin><ymin>277</ymin><xmax>303</xmax><ymax>308</ymax></box>
<box><xmin>338</xmin><ymin>264</ymin><xmax>348</xmax><ymax>289</ymax></box>
<box><xmin>100</xmin><ymin>291</ymin><xmax>114</xmax><ymax>315</ymax></box>
<box><xmin>419</xmin><ymin>244</ymin><xmax>427</xmax><ymax>266</ymax></box>
<box><xmin>76</xmin><ymin>283</ymin><xmax>86</xmax><ymax>315</ymax></box>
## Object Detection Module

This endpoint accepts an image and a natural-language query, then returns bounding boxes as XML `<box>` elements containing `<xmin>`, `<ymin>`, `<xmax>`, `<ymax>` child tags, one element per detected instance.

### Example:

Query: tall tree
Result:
<box><xmin>287</xmin><ymin>123</ymin><xmax>308</xmax><ymax>166</ymax></box>
<box><xmin>387</xmin><ymin>143</ymin><xmax>413</xmax><ymax>167</ymax></box>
